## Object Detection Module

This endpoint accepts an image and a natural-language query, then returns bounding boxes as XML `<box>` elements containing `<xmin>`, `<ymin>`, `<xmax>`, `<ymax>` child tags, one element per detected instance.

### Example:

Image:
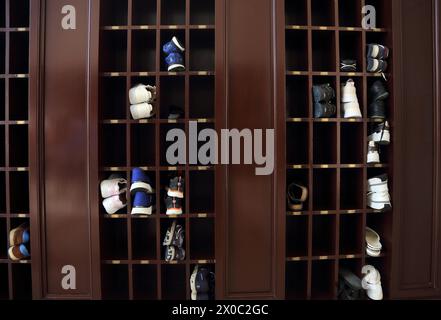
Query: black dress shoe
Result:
<box><xmin>338</xmin><ymin>269</ymin><xmax>365</xmax><ymax>300</ymax></box>
<box><xmin>313</xmin><ymin>84</ymin><xmax>335</xmax><ymax>103</ymax></box>
<box><xmin>314</xmin><ymin>102</ymin><xmax>336</xmax><ymax>118</ymax></box>
<box><xmin>369</xmin><ymin>100</ymin><xmax>386</xmax><ymax>119</ymax></box>
<box><xmin>369</xmin><ymin>80</ymin><xmax>390</xmax><ymax>101</ymax></box>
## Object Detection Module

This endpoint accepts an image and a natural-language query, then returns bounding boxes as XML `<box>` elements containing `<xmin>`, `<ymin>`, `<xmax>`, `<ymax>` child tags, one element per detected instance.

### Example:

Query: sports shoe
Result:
<box><xmin>367</xmin><ymin>58</ymin><xmax>388</xmax><ymax>73</ymax></box>
<box><xmin>167</xmin><ymin>176</ymin><xmax>184</xmax><ymax>199</ymax></box>
<box><xmin>130</xmin><ymin>168</ymin><xmax>154</xmax><ymax>194</ymax></box>
<box><xmin>191</xmin><ymin>292</ymin><xmax>210</xmax><ymax>301</ymax></box>
<box><xmin>367</xmin><ymin>141</ymin><xmax>380</xmax><ymax>164</ymax></box>
<box><xmin>165</xmin><ymin>52</ymin><xmax>185</xmax><ymax>72</ymax></box>
<box><xmin>9</xmin><ymin>224</ymin><xmax>30</xmax><ymax>247</ymax></box>
<box><xmin>130</xmin><ymin>102</ymin><xmax>155</xmax><ymax>120</ymax></box>
<box><xmin>163</xmin><ymin>221</ymin><xmax>185</xmax><ymax>248</ymax></box>
<box><xmin>366</xmin><ymin>227</ymin><xmax>383</xmax><ymax>257</ymax></box>
<box><xmin>8</xmin><ymin>244</ymin><xmax>30</xmax><ymax>261</ymax></box>
<box><xmin>369</xmin><ymin>80</ymin><xmax>390</xmax><ymax>102</ymax></box>
<box><xmin>163</xmin><ymin>36</ymin><xmax>185</xmax><ymax>55</ymax></box>
<box><xmin>165</xmin><ymin>196</ymin><xmax>183</xmax><ymax>215</ymax></box>
<box><xmin>287</xmin><ymin>183</ymin><xmax>308</xmax><ymax>211</ymax></box>
<box><xmin>367</xmin><ymin>44</ymin><xmax>390</xmax><ymax>60</ymax></box>
<box><xmin>341</xmin><ymin>79</ymin><xmax>362</xmax><ymax>118</ymax></box>
<box><xmin>368</xmin><ymin>121</ymin><xmax>391</xmax><ymax>145</ymax></box>
<box><xmin>165</xmin><ymin>246</ymin><xmax>186</xmax><ymax>262</ymax></box>
<box><xmin>129</xmin><ymin>84</ymin><xmax>156</xmax><ymax>105</ymax></box>
<box><xmin>340</xmin><ymin>59</ymin><xmax>357</xmax><ymax>72</ymax></box>
<box><xmin>190</xmin><ymin>265</ymin><xmax>214</xmax><ymax>301</ymax></box>
<box><xmin>367</xmin><ymin>191</ymin><xmax>392</xmax><ymax>211</ymax></box>
<box><xmin>368</xmin><ymin>174</ymin><xmax>389</xmax><ymax>193</ymax></box>
<box><xmin>100</xmin><ymin>175</ymin><xmax>127</xmax><ymax>199</ymax></box>
<box><xmin>313</xmin><ymin>83</ymin><xmax>335</xmax><ymax>103</ymax></box>
<box><xmin>103</xmin><ymin>194</ymin><xmax>127</xmax><ymax>215</ymax></box>
<box><xmin>368</xmin><ymin>100</ymin><xmax>386</xmax><ymax>119</ymax></box>
<box><xmin>314</xmin><ymin>102</ymin><xmax>336</xmax><ymax>118</ymax></box>
<box><xmin>131</xmin><ymin>192</ymin><xmax>154</xmax><ymax>215</ymax></box>
<box><xmin>362</xmin><ymin>265</ymin><xmax>383</xmax><ymax>300</ymax></box>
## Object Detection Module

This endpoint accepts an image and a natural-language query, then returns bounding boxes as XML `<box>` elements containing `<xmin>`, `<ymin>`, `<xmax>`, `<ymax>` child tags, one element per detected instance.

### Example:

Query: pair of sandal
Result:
<box><xmin>287</xmin><ymin>182</ymin><xmax>308</xmax><ymax>211</ymax></box>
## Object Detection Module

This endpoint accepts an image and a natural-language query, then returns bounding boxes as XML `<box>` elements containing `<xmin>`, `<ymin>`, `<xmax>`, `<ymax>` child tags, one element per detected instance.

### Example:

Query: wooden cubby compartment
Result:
<box><xmin>287</xmin><ymin>169</ymin><xmax>309</xmax><ymax>211</ymax></box>
<box><xmin>339</xmin><ymin>32</ymin><xmax>363</xmax><ymax>71</ymax></box>
<box><xmin>131</xmin><ymin>124</ymin><xmax>156</xmax><ymax>167</ymax></box>
<box><xmin>340</xmin><ymin>169</ymin><xmax>364</xmax><ymax>210</ymax></box>
<box><xmin>341</xmin><ymin>122</ymin><xmax>364</xmax><ymax>164</ymax></box>
<box><xmin>338</xmin><ymin>0</ymin><xmax>362</xmax><ymax>27</ymax></box>
<box><xmin>99</xmin><ymin>31</ymin><xmax>127</xmax><ymax>72</ymax></box>
<box><xmin>100</xmin><ymin>0</ymin><xmax>128</xmax><ymax>26</ymax></box>
<box><xmin>365</xmin><ymin>0</ymin><xmax>392</xmax><ymax>29</ymax></box>
<box><xmin>339</xmin><ymin>214</ymin><xmax>363</xmax><ymax>255</ymax></box>
<box><xmin>9</xmin><ymin>78</ymin><xmax>28</xmax><ymax>121</ymax></box>
<box><xmin>287</xmin><ymin>123</ymin><xmax>309</xmax><ymax>164</ymax></box>
<box><xmin>99</xmin><ymin>77</ymin><xmax>127</xmax><ymax>120</ymax></box>
<box><xmin>190</xmin><ymin>0</ymin><xmax>215</xmax><ymax>25</ymax></box>
<box><xmin>160</xmin><ymin>124</ymin><xmax>186</xmax><ymax>166</ymax></box>
<box><xmin>189</xmin><ymin>170</ymin><xmax>214</xmax><ymax>213</ymax></box>
<box><xmin>9</xmin><ymin>125</ymin><xmax>28</xmax><ymax>167</ymax></box>
<box><xmin>99</xmin><ymin>124</ymin><xmax>127</xmax><ymax>167</ymax></box>
<box><xmin>0</xmin><ymin>33</ymin><xmax>5</xmax><ymax>74</ymax></box>
<box><xmin>101</xmin><ymin>219</ymin><xmax>128</xmax><ymax>260</ymax></box>
<box><xmin>286</xmin><ymin>216</ymin><xmax>308</xmax><ymax>257</ymax></box>
<box><xmin>132</xmin><ymin>30</ymin><xmax>156</xmax><ymax>72</ymax></box>
<box><xmin>339</xmin><ymin>258</ymin><xmax>363</xmax><ymax>278</ymax></box>
<box><xmin>0</xmin><ymin>264</ymin><xmax>8</xmax><ymax>299</ymax></box>
<box><xmin>132</xmin><ymin>0</ymin><xmax>157</xmax><ymax>25</ymax></box>
<box><xmin>313</xmin><ymin>169</ymin><xmax>337</xmax><ymax>211</ymax></box>
<box><xmin>161</xmin><ymin>264</ymin><xmax>187</xmax><ymax>300</ymax></box>
<box><xmin>312</xmin><ymin>215</ymin><xmax>336</xmax><ymax>256</ymax></box>
<box><xmin>9</xmin><ymin>31</ymin><xmax>29</xmax><ymax>74</ymax></box>
<box><xmin>312</xmin><ymin>31</ymin><xmax>336</xmax><ymax>71</ymax></box>
<box><xmin>0</xmin><ymin>127</ymin><xmax>4</xmax><ymax>166</ymax></box>
<box><xmin>286</xmin><ymin>30</ymin><xmax>308</xmax><ymax>71</ymax></box>
<box><xmin>190</xmin><ymin>29</ymin><xmax>214</xmax><ymax>71</ymax></box>
<box><xmin>0</xmin><ymin>218</ymin><xmax>6</xmax><ymax>258</ymax></box>
<box><xmin>286</xmin><ymin>76</ymin><xmax>309</xmax><ymax>118</ymax></box>
<box><xmin>10</xmin><ymin>0</ymin><xmax>29</xmax><ymax>28</ymax></box>
<box><xmin>285</xmin><ymin>261</ymin><xmax>308</xmax><ymax>300</ymax></box>
<box><xmin>101</xmin><ymin>264</ymin><xmax>129</xmax><ymax>300</ymax></box>
<box><xmin>313</xmin><ymin>123</ymin><xmax>337</xmax><ymax>164</ymax></box>
<box><xmin>311</xmin><ymin>260</ymin><xmax>335</xmax><ymax>300</ymax></box>
<box><xmin>159</xmin><ymin>76</ymin><xmax>185</xmax><ymax>119</ymax></box>
<box><xmin>0</xmin><ymin>1</ymin><xmax>4</xmax><ymax>28</ymax></box>
<box><xmin>9</xmin><ymin>172</ymin><xmax>29</xmax><ymax>214</ymax></box>
<box><xmin>11</xmin><ymin>264</ymin><xmax>32</xmax><ymax>300</ymax></box>
<box><xmin>0</xmin><ymin>173</ymin><xmax>5</xmax><ymax>213</ymax></box>
<box><xmin>312</xmin><ymin>0</ymin><xmax>335</xmax><ymax>26</ymax></box>
<box><xmin>161</xmin><ymin>0</ymin><xmax>186</xmax><ymax>25</ymax></box>
<box><xmin>132</xmin><ymin>219</ymin><xmax>157</xmax><ymax>260</ymax></box>
<box><xmin>133</xmin><ymin>265</ymin><xmax>157</xmax><ymax>300</ymax></box>
<box><xmin>190</xmin><ymin>218</ymin><xmax>215</xmax><ymax>260</ymax></box>
<box><xmin>189</xmin><ymin>75</ymin><xmax>214</xmax><ymax>119</ymax></box>
<box><xmin>285</xmin><ymin>0</ymin><xmax>307</xmax><ymax>26</ymax></box>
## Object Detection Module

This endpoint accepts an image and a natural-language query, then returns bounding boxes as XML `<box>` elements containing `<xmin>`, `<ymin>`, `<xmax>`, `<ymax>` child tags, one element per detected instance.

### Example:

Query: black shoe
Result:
<box><xmin>369</xmin><ymin>100</ymin><xmax>386</xmax><ymax>119</ymax></box>
<box><xmin>369</xmin><ymin>80</ymin><xmax>390</xmax><ymax>102</ymax></box>
<box><xmin>190</xmin><ymin>265</ymin><xmax>211</xmax><ymax>294</ymax></box>
<box><xmin>168</xmin><ymin>105</ymin><xmax>184</xmax><ymax>120</ymax></box>
<box><xmin>314</xmin><ymin>102</ymin><xmax>336</xmax><ymax>118</ymax></box>
<box><xmin>313</xmin><ymin>84</ymin><xmax>335</xmax><ymax>103</ymax></box>
<box><xmin>338</xmin><ymin>269</ymin><xmax>364</xmax><ymax>300</ymax></box>
<box><xmin>367</xmin><ymin>44</ymin><xmax>390</xmax><ymax>60</ymax></box>
<box><xmin>340</xmin><ymin>59</ymin><xmax>357</xmax><ymax>72</ymax></box>
<box><xmin>163</xmin><ymin>220</ymin><xmax>185</xmax><ymax>247</ymax></box>
<box><xmin>167</xmin><ymin>176</ymin><xmax>184</xmax><ymax>199</ymax></box>
<box><xmin>367</xmin><ymin>58</ymin><xmax>388</xmax><ymax>73</ymax></box>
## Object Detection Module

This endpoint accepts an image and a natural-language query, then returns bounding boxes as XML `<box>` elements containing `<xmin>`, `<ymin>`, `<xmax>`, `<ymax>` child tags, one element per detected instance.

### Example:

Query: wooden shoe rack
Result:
<box><xmin>98</xmin><ymin>0</ymin><xmax>216</xmax><ymax>300</ymax></box>
<box><xmin>0</xmin><ymin>0</ymin><xmax>439</xmax><ymax>301</ymax></box>
<box><xmin>284</xmin><ymin>0</ymin><xmax>393</xmax><ymax>299</ymax></box>
<box><xmin>0</xmin><ymin>0</ymin><xmax>32</xmax><ymax>300</ymax></box>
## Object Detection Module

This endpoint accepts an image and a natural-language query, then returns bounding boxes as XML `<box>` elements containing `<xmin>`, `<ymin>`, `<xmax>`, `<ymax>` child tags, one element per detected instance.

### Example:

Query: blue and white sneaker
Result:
<box><xmin>165</xmin><ymin>52</ymin><xmax>185</xmax><ymax>72</ymax></box>
<box><xmin>163</xmin><ymin>36</ymin><xmax>185</xmax><ymax>55</ymax></box>
<box><xmin>130</xmin><ymin>168</ymin><xmax>154</xmax><ymax>194</ymax></box>
<box><xmin>131</xmin><ymin>192</ymin><xmax>154</xmax><ymax>215</ymax></box>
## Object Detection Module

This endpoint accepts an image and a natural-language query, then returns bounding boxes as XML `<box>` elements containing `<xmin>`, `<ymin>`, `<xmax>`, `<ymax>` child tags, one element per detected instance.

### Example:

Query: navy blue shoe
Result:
<box><xmin>131</xmin><ymin>192</ymin><xmax>153</xmax><ymax>215</ymax></box>
<box><xmin>165</xmin><ymin>52</ymin><xmax>185</xmax><ymax>72</ymax></box>
<box><xmin>163</xmin><ymin>36</ymin><xmax>185</xmax><ymax>55</ymax></box>
<box><xmin>130</xmin><ymin>168</ymin><xmax>154</xmax><ymax>194</ymax></box>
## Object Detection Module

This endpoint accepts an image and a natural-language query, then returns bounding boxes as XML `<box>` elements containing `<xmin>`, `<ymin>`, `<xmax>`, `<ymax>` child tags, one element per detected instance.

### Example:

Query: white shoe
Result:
<box><xmin>368</xmin><ymin>174</ymin><xmax>389</xmax><ymax>193</ymax></box>
<box><xmin>366</xmin><ymin>227</ymin><xmax>383</xmax><ymax>257</ymax></box>
<box><xmin>367</xmin><ymin>191</ymin><xmax>392</xmax><ymax>211</ymax></box>
<box><xmin>368</xmin><ymin>121</ymin><xmax>391</xmax><ymax>145</ymax></box>
<box><xmin>367</xmin><ymin>141</ymin><xmax>380</xmax><ymax>164</ymax></box>
<box><xmin>130</xmin><ymin>102</ymin><xmax>154</xmax><ymax>120</ymax></box>
<box><xmin>129</xmin><ymin>84</ymin><xmax>156</xmax><ymax>105</ymax></box>
<box><xmin>341</xmin><ymin>79</ymin><xmax>362</xmax><ymax>118</ymax></box>
<box><xmin>362</xmin><ymin>265</ymin><xmax>384</xmax><ymax>300</ymax></box>
<box><xmin>100</xmin><ymin>177</ymin><xmax>127</xmax><ymax>198</ymax></box>
<box><xmin>102</xmin><ymin>194</ymin><xmax>127</xmax><ymax>215</ymax></box>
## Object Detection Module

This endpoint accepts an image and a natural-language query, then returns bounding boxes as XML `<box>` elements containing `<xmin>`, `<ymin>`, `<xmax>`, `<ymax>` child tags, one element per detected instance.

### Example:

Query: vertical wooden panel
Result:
<box><xmin>217</xmin><ymin>0</ymin><xmax>283</xmax><ymax>299</ymax></box>
<box><xmin>40</xmin><ymin>0</ymin><xmax>93</xmax><ymax>298</ymax></box>
<box><xmin>391</xmin><ymin>0</ymin><xmax>441</xmax><ymax>299</ymax></box>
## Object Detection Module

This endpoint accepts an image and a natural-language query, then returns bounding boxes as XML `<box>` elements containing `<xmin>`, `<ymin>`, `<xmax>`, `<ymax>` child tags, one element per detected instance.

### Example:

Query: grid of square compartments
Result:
<box><xmin>284</xmin><ymin>0</ymin><xmax>393</xmax><ymax>300</ymax></box>
<box><xmin>98</xmin><ymin>0</ymin><xmax>216</xmax><ymax>300</ymax></box>
<box><xmin>0</xmin><ymin>0</ymin><xmax>32</xmax><ymax>300</ymax></box>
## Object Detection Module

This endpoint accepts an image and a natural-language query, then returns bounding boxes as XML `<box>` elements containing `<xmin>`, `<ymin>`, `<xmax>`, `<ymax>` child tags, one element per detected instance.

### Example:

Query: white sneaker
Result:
<box><xmin>100</xmin><ymin>177</ymin><xmax>127</xmax><ymax>198</ymax></box>
<box><xmin>368</xmin><ymin>174</ymin><xmax>389</xmax><ymax>193</ymax></box>
<box><xmin>102</xmin><ymin>194</ymin><xmax>127</xmax><ymax>215</ymax></box>
<box><xmin>362</xmin><ymin>265</ymin><xmax>384</xmax><ymax>300</ymax></box>
<box><xmin>368</xmin><ymin>121</ymin><xmax>391</xmax><ymax>145</ymax></box>
<box><xmin>367</xmin><ymin>141</ymin><xmax>380</xmax><ymax>164</ymax></box>
<box><xmin>129</xmin><ymin>84</ymin><xmax>156</xmax><ymax>105</ymax></box>
<box><xmin>367</xmin><ymin>191</ymin><xmax>392</xmax><ymax>211</ymax></box>
<box><xmin>130</xmin><ymin>102</ymin><xmax>154</xmax><ymax>120</ymax></box>
<box><xmin>341</xmin><ymin>79</ymin><xmax>362</xmax><ymax>118</ymax></box>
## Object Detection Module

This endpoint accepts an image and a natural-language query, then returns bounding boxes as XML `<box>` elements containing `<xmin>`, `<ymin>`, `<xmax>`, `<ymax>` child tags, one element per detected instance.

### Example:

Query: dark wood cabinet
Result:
<box><xmin>0</xmin><ymin>0</ymin><xmax>439</xmax><ymax>300</ymax></box>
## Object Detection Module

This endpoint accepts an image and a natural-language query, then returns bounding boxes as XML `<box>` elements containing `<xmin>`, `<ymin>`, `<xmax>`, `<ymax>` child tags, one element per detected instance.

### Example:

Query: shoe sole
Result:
<box><xmin>167</xmin><ymin>190</ymin><xmax>184</xmax><ymax>199</ymax></box>
<box><xmin>130</xmin><ymin>182</ymin><xmax>154</xmax><ymax>194</ymax></box>
<box><xmin>131</xmin><ymin>206</ymin><xmax>153</xmax><ymax>215</ymax></box>
<box><xmin>168</xmin><ymin>64</ymin><xmax>186</xmax><ymax>72</ymax></box>
<box><xmin>166</xmin><ymin>208</ymin><xmax>183</xmax><ymax>215</ymax></box>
